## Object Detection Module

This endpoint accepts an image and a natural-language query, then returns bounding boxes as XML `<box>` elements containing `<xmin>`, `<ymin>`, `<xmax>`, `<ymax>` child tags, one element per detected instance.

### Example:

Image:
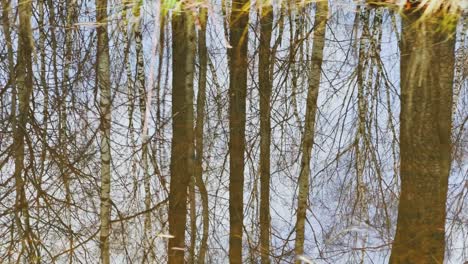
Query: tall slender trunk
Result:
<box><xmin>4</xmin><ymin>2</ymin><xmax>18</xmax><ymax>260</ymax></box>
<box><xmin>96</xmin><ymin>0</ymin><xmax>113</xmax><ymax>262</ymax></box>
<box><xmin>122</xmin><ymin>0</ymin><xmax>138</xmax><ymax>199</ymax></box>
<box><xmin>168</xmin><ymin>4</ymin><xmax>196</xmax><ymax>263</ymax></box>
<box><xmin>131</xmin><ymin>1</ymin><xmax>155</xmax><ymax>261</ymax></box>
<box><xmin>14</xmin><ymin>0</ymin><xmax>37</xmax><ymax>261</ymax></box>
<box><xmin>259</xmin><ymin>2</ymin><xmax>273</xmax><ymax>263</ymax></box>
<box><xmin>354</xmin><ymin>8</ymin><xmax>370</xmax><ymax>263</ymax></box>
<box><xmin>156</xmin><ymin>13</ymin><xmax>166</xmax><ymax>154</ymax></box>
<box><xmin>389</xmin><ymin>8</ymin><xmax>458</xmax><ymax>264</ymax></box>
<box><xmin>62</xmin><ymin>1</ymin><xmax>77</xmax><ymax>261</ymax></box>
<box><xmin>37</xmin><ymin>2</ymin><xmax>48</xmax><ymax>250</ymax></box>
<box><xmin>228</xmin><ymin>0</ymin><xmax>250</xmax><ymax>263</ymax></box>
<box><xmin>194</xmin><ymin>7</ymin><xmax>210</xmax><ymax>264</ymax></box>
<box><xmin>294</xmin><ymin>1</ymin><xmax>328</xmax><ymax>262</ymax></box>
<box><xmin>355</xmin><ymin>7</ymin><xmax>369</xmax><ymax>220</ymax></box>
<box><xmin>2</xmin><ymin>0</ymin><xmax>16</xmax><ymax>167</ymax></box>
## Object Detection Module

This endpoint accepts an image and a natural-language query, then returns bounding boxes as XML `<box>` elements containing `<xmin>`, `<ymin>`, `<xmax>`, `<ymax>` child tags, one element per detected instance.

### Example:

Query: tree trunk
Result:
<box><xmin>228</xmin><ymin>0</ymin><xmax>250</xmax><ymax>263</ymax></box>
<box><xmin>259</xmin><ymin>2</ymin><xmax>273</xmax><ymax>263</ymax></box>
<box><xmin>96</xmin><ymin>0</ymin><xmax>113</xmax><ymax>262</ymax></box>
<box><xmin>131</xmin><ymin>1</ymin><xmax>155</xmax><ymax>261</ymax></box>
<box><xmin>354</xmin><ymin>8</ymin><xmax>370</xmax><ymax>262</ymax></box>
<box><xmin>14</xmin><ymin>0</ymin><xmax>37</xmax><ymax>261</ymax></box>
<box><xmin>389</xmin><ymin>9</ymin><xmax>457</xmax><ymax>264</ymax></box>
<box><xmin>294</xmin><ymin>1</ymin><xmax>328</xmax><ymax>262</ymax></box>
<box><xmin>195</xmin><ymin>7</ymin><xmax>210</xmax><ymax>264</ymax></box>
<box><xmin>168</xmin><ymin>5</ymin><xmax>196</xmax><ymax>263</ymax></box>
<box><xmin>62</xmin><ymin>2</ymin><xmax>77</xmax><ymax>261</ymax></box>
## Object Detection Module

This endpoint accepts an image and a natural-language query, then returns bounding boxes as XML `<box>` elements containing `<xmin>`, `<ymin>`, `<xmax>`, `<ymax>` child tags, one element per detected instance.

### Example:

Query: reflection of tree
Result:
<box><xmin>390</xmin><ymin>7</ymin><xmax>458</xmax><ymax>263</ymax></box>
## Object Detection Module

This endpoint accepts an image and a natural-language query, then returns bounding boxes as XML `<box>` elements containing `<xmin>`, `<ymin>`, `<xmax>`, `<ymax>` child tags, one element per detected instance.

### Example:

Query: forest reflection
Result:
<box><xmin>0</xmin><ymin>0</ymin><xmax>466</xmax><ymax>263</ymax></box>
